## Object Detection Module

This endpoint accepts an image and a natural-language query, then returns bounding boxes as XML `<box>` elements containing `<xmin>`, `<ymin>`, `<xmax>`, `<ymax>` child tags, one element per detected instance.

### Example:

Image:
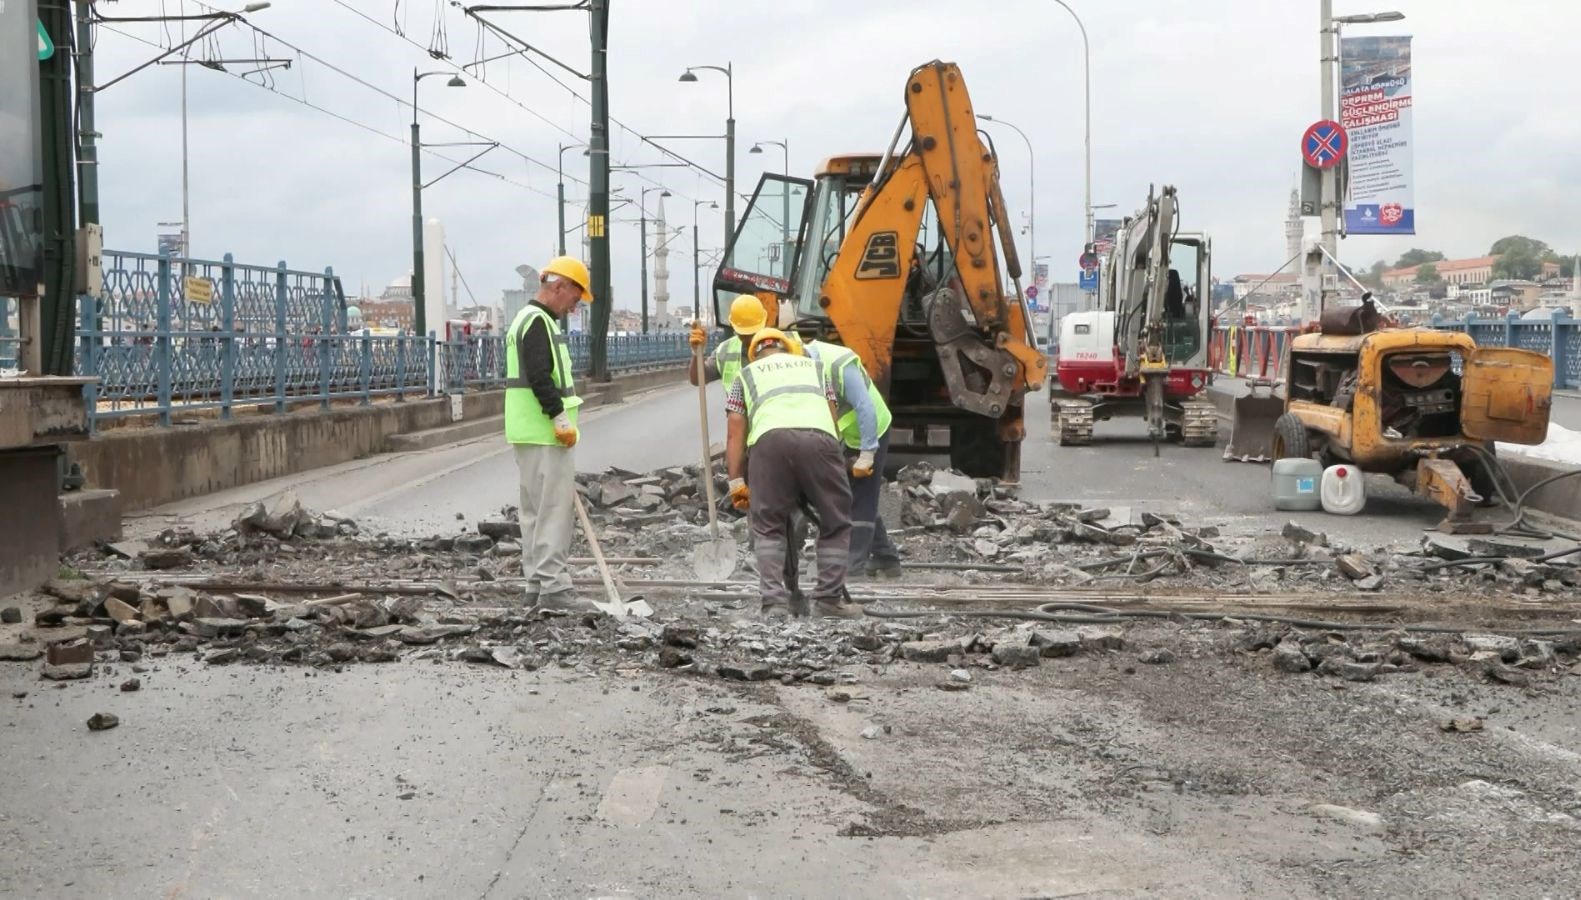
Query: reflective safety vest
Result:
<box><xmin>806</xmin><ymin>340</ymin><xmax>892</xmax><ymax>449</ymax></box>
<box><xmin>738</xmin><ymin>354</ymin><xmax>836</xmax><ymax>447</ymax></box>
<box><xmin>504</xmin><ymin>305</ymin><xmax>581</xmax><ymax>445</ymax></box>
<box><xmin>713</xmin><ymin>335</ymin><xmax>744</xmax><ymax>391</ymax></box>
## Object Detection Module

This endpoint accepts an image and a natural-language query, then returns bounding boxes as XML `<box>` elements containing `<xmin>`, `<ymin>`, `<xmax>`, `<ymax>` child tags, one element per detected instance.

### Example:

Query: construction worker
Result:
<box><xmin>803</xmin><ymin>338</ymin><xmax>902</xmax><ymax>578</ymax></box>
<box><xmin>504</xmin><ymin>256</ymin><xmax>593</xmax><ymax>613</ymax></box>
<box><xmin>725</xmin><ymin>329</ymin><xmax>857</xmax><ymax>619</ymax></box>
<box><xmin>688</xmin><ymin>294</ymin><xmax>768</xmax><ymax>391</ymax></box>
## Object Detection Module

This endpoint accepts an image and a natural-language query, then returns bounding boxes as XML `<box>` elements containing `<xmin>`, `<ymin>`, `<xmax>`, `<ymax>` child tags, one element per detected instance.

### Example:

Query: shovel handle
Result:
<box><xmin>695</xmin><ymin>328</ymin><xmax>722</xmax><ymax>540</ymax></box>
<box><xmin>572</xmin><ymin>492</ymin><xmax>622</xmax><ymax>609</ymax></box>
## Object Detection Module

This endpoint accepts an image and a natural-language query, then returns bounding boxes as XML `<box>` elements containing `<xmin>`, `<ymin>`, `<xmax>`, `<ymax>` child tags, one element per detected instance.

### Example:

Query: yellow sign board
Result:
<box><xmin>587</xmin><ymin>214</ymin><xmax>606</xmax><ymax>238</ymax></box>
<box><xmin>183</xmin><ymin>276</ymin><xmax>214</xmax><ymax>304</ymax></box>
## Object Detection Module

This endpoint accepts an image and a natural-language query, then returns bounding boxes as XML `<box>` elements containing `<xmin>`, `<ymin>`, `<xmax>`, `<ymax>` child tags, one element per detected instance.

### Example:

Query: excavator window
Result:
<box><xmin>712</xmin><ymin>173</ymin><xmax>812</xmax><ymax>324</ymax></box>
<box><xmin>1162</xmin><ymin>242</ymin><xmax>1204</xmax><ymax>363</ymax></box>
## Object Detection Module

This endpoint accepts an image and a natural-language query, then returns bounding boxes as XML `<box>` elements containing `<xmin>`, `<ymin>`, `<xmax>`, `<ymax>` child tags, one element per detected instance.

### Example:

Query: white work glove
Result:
<box><xmin>552</xmin><ymin>413</ymin><xmax>578</xmax><ymax>447</ymax></box>
<box><xmin>850</xmin><ymin>450</ymin><xmax>875</xmax><ymax>478</ymax></box>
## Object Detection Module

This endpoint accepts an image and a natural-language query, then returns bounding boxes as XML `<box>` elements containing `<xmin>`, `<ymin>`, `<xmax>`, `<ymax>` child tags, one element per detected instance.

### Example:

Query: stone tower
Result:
<box><xmin>653</xmin><ymin>194</ymin><xmax>671</xmax><ymax>327</ymax></box>
<box><xmin>1285</xmin><ymin>184</ymin><xmax>1304</xmax><ymax>265</ymax></box>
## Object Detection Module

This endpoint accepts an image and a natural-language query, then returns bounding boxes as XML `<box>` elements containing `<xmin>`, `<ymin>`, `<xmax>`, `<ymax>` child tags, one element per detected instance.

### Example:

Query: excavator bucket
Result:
<box><xmin>1224</xmin><ymin>381</ymin><xmax>1283</xmax><ymax>462</ymax></box>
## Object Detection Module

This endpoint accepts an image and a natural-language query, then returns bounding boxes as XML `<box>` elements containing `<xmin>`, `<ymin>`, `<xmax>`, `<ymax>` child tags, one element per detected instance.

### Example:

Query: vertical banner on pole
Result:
<box><xmin>1340</xmin><ymin>35</ymin><xmax>1414</xmax><ymax>235</ymax></box>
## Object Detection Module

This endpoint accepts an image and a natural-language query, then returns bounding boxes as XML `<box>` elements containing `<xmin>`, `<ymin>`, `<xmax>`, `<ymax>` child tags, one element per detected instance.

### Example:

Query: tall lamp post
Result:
<box><xmin>678</xmin><ymin>63</ymin><xmax>734</xmax><ymax>249</ymax></box>
<box><xmin>557</xmin><ymin>142</ymin><xmax>587</xmax><ymax>256</ymax></box>
<box><xmin>693</xmin><ymin>199</ymin><xmax>718</xmax><ymax>324</ymax></box>
<box><xmin>1049</xmin><ymin>0</ymin><xmax>1091</xmax><ymax>244</ymax></box>
<box><xmin>975</xmin><ymin>116</ymin><xmax>1034</xmax><ymax>282</ymax></box>
<box><xmin>749</xmin><ymin>139</ymin><xmax>789</xmax><ymax>278</ymax></box>
<box><xmin>639</xmin><ymin>186</ymin><xmax>671</xmax><ymax>333</ymax></box>
<box><xmin>411</xmin><ymin>69</ymin><xmax>465</xmax><ymax>339</ymax></box>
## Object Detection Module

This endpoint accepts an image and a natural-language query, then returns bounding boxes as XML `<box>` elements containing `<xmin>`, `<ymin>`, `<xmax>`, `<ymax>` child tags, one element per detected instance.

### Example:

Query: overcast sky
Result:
<box><xmin>88</xmin><ymin>0</ymin><xmax>1581</xmax><ymax>314</ymax></box>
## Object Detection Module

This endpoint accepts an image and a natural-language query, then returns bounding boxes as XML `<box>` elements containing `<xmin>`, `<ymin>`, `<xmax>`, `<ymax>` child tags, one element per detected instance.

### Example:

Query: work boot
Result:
<box><xmin>867</xmin><ymin>560</ymin><xmax>903</xmax><ymax>579</ymax></box>
<box><xmin>760</xmin><ymin>601</ymin><xmax>791</xmax><ymax>620</ymax></box>
<box><xmin>811</xmin><ymin>597</ymin><xmax>864</xmax><ymax>619</ymax></box>
<box><xmin>533</xmin><ymin>591</ymin><xmax>598</xmax><ymax>615</ymax></box>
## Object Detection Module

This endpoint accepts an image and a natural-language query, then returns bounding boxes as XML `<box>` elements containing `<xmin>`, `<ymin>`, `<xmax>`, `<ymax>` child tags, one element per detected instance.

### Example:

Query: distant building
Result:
<box><xmin>1383</xmin><ymin>255</ymin><xmax>1496</xmax><ymax>289</ymax></box>
<box><xmin>1232</xmin><ymin>273</ymin><xmax>1300</xmax><ymax>300</ymax></box>
<box><xmin>361</xmin><ymin>299</ymin><xmax>414</xmax><ymax>331</ymax></box>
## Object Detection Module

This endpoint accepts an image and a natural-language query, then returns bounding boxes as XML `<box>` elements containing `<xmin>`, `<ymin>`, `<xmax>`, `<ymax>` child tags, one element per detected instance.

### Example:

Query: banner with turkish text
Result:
<box><xmin>1340</xmin><ymin>35</ymin><xmax>1414</xmax><ymax>234</ymax></box>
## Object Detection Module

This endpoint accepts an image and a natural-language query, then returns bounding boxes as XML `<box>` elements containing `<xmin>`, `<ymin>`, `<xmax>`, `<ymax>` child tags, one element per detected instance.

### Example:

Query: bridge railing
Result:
<box><xmin>68</xmin><ymin>249</ymin><xmax>713</xmax><ymax>428</ymax></box>
<box><xmin>1207</xmin><ymin>313</ymin><xmax>1580</xmax><ymax>389</ymax></box>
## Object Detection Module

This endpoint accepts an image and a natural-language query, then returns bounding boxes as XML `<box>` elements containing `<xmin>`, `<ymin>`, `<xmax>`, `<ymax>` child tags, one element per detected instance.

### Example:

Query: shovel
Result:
<box><xmin>571</xmin><ymin>492</ymin><xmax>650</xmax><ymax>619</ymax></box>
<box><xmin>690</xmin><ymin>328</ymin><xmax>739</xmax><ymax>581</ymax></box>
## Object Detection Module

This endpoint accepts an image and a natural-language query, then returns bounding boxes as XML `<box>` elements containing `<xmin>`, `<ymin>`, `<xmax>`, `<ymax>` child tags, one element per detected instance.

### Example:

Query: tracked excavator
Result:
<box><xmin>1050</xmin><ymin>186</ymin><xmax>1218</xmax><ymax>453</ymax></box>
<box><xmin>711</xmin><ymin>61</ymin><xmax>1046</xmax><ymax>480</ymax></box>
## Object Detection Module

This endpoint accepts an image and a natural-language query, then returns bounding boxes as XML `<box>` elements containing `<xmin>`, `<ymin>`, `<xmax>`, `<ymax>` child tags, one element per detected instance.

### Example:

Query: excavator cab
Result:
<box><xmin>711</xmin><ymin>172</ymin><xmax>814</xmax><ymax>328</ymax></box>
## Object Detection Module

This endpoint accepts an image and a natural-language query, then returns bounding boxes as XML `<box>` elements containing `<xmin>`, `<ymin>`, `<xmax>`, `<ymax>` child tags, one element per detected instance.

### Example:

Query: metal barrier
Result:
<box><xmin>1209</xmin><ymin>324</ymin><xmax>1299</xmax><ymax>381</ymax></box>
<box><xmin>1430</xmin><ymin>312</ymin><xmax>1580</xmax><ymax>390</ymax></box>
<box><xmin>1209</xmin><ymin>313</ymin><xmax>1580</xmax><ymax>390</ymax></box>
<box><xmin>64</xmin><ymin>248</ymin><xmax>718</xmax><ymax>427</ymax></box>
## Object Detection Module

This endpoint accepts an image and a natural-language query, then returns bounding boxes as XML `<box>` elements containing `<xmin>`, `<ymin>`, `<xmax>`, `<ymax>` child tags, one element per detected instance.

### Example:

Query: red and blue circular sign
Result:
<box><xmin>1302</xmin><ymin>119</ymin><xmax>1348</xmax><ymax>170</ymax></box>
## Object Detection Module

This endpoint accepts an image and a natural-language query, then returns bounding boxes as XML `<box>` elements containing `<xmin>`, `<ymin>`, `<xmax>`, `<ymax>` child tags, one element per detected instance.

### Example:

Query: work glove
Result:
<box><xmin>688</xmin><ymin>323</ymin><xmax>707</xmax><ymax>349</ymax></box>
<box><xmin>552</xmin><ymin>413</ymin><xmax>578</xmax><ymax>448</ymax></box>
<box><xmin>727</xmin><ymin>477</ymin><xmax>751</xmax><ymax>511</ymax></box>
<box><xmin>850</xmin><ymin>450</ymin><xmax>876</xmax><ymax>478</ymax></box>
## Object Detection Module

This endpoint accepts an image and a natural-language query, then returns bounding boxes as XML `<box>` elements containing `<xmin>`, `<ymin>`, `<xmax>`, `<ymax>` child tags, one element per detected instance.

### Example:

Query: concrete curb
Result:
<box><xmin>385</xmin><ymin>415</ymin><xmax>504</xmax><ymax>452</ymax></box>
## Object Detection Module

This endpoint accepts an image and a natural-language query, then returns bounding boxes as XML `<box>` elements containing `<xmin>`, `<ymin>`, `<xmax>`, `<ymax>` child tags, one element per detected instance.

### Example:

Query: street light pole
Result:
<box><xmin>977</xmin><ymin>116</ymin><xmax>1034</xmax><ymax>282</ymax></box>
<box><xmin>1050</xmin><ymin>0</ymin><xmax>1091</xmax><ymax>243</ymax></box>
<box><xmin>679</xmin><ymin>63</ymin><xmax>735</xmax><ymax>249</ymax></box>
<box><xmin>557</xmin><ymin>142</ymin><xmax>587</xmax><ymax>256</ymax></box>
<box><xmin>411</xmin><ymin>69</ymin><xmax>465</xmax><ymax>339</ymax></box>
<box><xmin>638</xmin><ymin>186</ymin><xmax>671</xmax><ymax>333</ymax></box>
<box><xmin>693</xmin><ymin>199</ymin><xmax>717</xmax><ymax>324</ymax></box>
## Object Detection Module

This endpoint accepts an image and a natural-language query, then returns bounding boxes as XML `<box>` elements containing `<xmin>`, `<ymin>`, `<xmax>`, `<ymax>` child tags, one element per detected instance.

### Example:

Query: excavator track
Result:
<box><xmin>1178</xmin><ymin>399</ymin><xmax>1220</xmax><ymax>448</ymax></box>
<box><xmin>1053</xmin><ymin>399</ymin><xmax>1094</xmax><ymax>446</ymax></box>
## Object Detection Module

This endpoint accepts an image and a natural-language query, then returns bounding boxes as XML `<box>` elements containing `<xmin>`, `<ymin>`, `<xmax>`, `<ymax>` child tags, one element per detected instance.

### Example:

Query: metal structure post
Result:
<box><xmin>679</xmin><ymin>62</ymin><xmax>735</xmax><ymax>248</ymax></box>
<box><xmin>318</xmin><ymin>267</ymin><xmax>333</xmax><ymax>407</ymax></box>
<box><xmin>1319</xmin><ymin>0</ymin><xmax>1339</xmax><ymax>308</ymax></box>
<box><xmin>273</xmin><ymin>261</ymin><xmax>287</xmax><ymax>413</ymax></box>
<box><xmin>557</xmin><ymin>142</ymin><xmax>586</xmax><ymax>256</ymax></box>
<box><xmin>586</xmin><ymin>0</ymin><xmax>612</xmax><ymax>379</ymax></box>
<box><xmin>74</xmin><ymin>1</ymin><xmax>99</xmax><ymax>229</ymax></box>
<box><xmin>410</xmin><ymin>71</ymin><xmax>426</xmax><ymax>340</ymax></box>
<box><xmin>155</xmin><ymin>251</ymin><xmax>173</xmax><ymax>426</ymax></box>
<box><xmin>220</xmin><ymin>252</ymin><xmax>235</xmax><ymax>418</ymax></box>
<box><xmin>39</xmin><ymin>1</ymin><xmax>77</xmax><ymax>375</ymax></box>
<box><xmin>639</xmin><ymin>204</ymin><xmax>649</xmax><ymax>333</ymax></box>
<box><xmin>1050</xmin><ymin>0</ymin><xmax>1091</xmax><ymax>243</ymax></box>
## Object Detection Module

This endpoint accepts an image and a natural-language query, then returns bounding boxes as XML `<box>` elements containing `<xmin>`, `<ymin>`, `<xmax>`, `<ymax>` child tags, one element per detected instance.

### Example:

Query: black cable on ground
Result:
<box><xmin>861</xmin><ymin>601</ymin><xmax>1580</xmax><ymax>637</ymax></box>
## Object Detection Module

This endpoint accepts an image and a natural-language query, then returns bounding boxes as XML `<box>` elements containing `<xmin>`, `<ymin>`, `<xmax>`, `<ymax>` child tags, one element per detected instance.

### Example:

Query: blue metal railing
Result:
<box><xmin>1431</xmin><ymin>312</ymin><xmax>1581</xmax><ymax>390</ymax></box>
<box><xmin>61</xmin><ymin>248</ymin><xmax>715</xmax><ymax>428</ymax></box>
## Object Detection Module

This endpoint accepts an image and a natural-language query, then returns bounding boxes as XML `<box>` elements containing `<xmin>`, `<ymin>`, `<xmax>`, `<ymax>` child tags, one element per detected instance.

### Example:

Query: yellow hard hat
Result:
<box><xmin>748</xmin><ymin>327</ymin><xmax>801</xmax><ymax>361</ymax></box>
<box><xmin>728</xmin><ymin>294</ymin><xmax>767</xmax><ymax>335</ymax></box>
<box><xmin>541</xmin><ymin>255</ymin><xmax>593</xmax><ymax>303</ymax></box>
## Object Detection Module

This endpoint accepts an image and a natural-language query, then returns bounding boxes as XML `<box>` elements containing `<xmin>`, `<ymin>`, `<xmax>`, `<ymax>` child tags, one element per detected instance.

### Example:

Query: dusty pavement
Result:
<box><xmin>7</xmin><ymin>451</ymin><xmax>1581</xmax><ymax>896</ymax></box>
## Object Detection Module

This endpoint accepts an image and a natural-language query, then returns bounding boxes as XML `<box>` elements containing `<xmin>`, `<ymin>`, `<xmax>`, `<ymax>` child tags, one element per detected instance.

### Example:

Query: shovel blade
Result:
<box><xmin>692</xmin><ymin>538</ymin><xmax>739</xmax><ymax>582</ymax></box>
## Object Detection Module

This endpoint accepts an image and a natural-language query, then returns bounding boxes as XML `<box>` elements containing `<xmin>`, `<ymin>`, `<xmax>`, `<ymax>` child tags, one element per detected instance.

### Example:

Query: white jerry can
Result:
<box><xmin>1320</xmin><ymin>464</ymin><xmax>1367</xmax><ymax>515</ymax></box>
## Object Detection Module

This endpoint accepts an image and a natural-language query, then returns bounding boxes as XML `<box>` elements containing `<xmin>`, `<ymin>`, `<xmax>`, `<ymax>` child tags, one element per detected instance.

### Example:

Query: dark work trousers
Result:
<box><xmin>747</xmin><ymin>428</ymin><xmax>852</xmax><ymax>609</ymax></box>
<box><xmin>847</xmin><ymin>430</ymin><xmax>900</xmax><ymax>573</ymax></box>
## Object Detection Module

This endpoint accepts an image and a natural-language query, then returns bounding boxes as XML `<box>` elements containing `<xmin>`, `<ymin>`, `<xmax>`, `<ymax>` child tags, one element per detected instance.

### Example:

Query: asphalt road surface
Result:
<box><xmin>132</xmin><ymin>380</ymin><xmax>1460</xmax><ymax>551</ymax></box>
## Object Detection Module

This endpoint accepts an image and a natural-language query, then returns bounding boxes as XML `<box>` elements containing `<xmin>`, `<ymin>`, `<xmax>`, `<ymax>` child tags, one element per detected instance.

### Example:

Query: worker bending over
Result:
<box><xmin>803</xmin><ymin>338</ymin><xmax>902</xmax><ymax>578</ymax></box>
<box><xmin>688</xmin><ymin>294</ymin><xmax>768</xmax><ymax>392</ymax></box>
<box><xmin>724</xmin><ymin>329</ymin><xmax>857</xmax><ymax>618</ymax></box>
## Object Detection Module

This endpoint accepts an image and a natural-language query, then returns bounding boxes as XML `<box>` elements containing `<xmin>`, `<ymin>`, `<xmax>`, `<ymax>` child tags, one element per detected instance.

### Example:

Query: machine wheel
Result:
<box><xmin>951</xmin><ymin>425</ymin><xmax>1006</xmax><ymax>479</ymax></box>
<box><xmin>1271</xmin><ymin>413</ymin><xmax>1312</xmax><ymax>460</ymax></box>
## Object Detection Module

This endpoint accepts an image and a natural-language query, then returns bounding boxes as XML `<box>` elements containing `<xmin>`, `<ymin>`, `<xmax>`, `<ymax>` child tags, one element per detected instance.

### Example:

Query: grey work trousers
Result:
<box><xmin>847</xmin><ymin>431</ymin><xmax>900</xmax><ymax>572</ymax></box>
<box><xmin>514</xmin><ymin>442</ymin><xmax>576</xmax><ymax>600</ymax></box>
<box><xmin>748</xmin><ymin>428</ymin><xmax>852</xmax><ymax>607</ymax></box>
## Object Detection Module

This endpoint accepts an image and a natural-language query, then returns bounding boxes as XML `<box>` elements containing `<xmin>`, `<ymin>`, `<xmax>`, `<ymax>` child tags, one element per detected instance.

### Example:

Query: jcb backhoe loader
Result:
<box><xmin>711</xmin><ymin>60</ymin><xmax>1046</xmax><ymax>480</ymax></box>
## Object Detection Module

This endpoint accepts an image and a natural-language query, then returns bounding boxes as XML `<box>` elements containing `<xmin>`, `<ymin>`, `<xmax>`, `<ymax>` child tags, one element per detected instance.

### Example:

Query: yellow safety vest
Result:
<box><xmin>504</xmin><ymin>305</ymin><xmax>581</xmax><ymax>445</ymax></box>
<box><xmin>738</xmin><ymin>354</ymin><xmax>836</xmax><ymax>447</ymax></box>
<box><xmin>806</xmin><ymin>340</ymin><xmax>892</xmax><ymax>449</ymax></box>
<box><xmin>713</xmin><ymin>335</ymin><xmax>744</xmax><ymax>391</ymax></box>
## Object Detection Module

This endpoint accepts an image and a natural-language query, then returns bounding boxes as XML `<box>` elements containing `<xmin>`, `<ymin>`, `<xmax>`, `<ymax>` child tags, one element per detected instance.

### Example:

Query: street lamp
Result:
<box><xmin>678</xmin><ymin>63</ymin><xmax>735</xmax><ymax>251</ymax></box>
<box><xmin>1314</xmin><ymin>3</ymin><xmax>1404</xmax><ymax>319</ymax></box>
<box><xmin>1048</xmin><ymin>0</ymin><xmax>1091</xmax><ymax>244</ymax></box>
<box><xmin>557</xmin><ymin>142</ymin><xmax>588</xmax><ymax>256</ymax></box>
<box><xmin>977</xmin><ymin>116</ymin><xmax>1034</xmax><ymax>288</ymax></box>
<box><xmin>639</xmin><ymin>186</ymin><xmax>672</xmax><ymax>333</ymax></box>
<box><xmin>693</xmin><ymin>199</ymin><xmax>719</xmax><ymax>324</ymax></box>
<box><xmin>411</xmin><ymin>69</ymin><xmax>466</xmax><ymax>339</ymax></box>
<box><xmin>749</xmin><ymin>139</ymin><xmax>791</xmax><ymax>278</ymax></box>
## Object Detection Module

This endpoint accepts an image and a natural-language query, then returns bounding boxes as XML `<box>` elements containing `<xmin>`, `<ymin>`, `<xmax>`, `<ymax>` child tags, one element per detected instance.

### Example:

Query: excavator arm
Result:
<box><xmin>819</xmin><ymin>61</ymin><xmax>1046</xmax><ymax>427</ymax></box>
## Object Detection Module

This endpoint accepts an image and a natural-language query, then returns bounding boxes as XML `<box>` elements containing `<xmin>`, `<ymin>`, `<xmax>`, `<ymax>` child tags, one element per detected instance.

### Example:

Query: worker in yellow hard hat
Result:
<box><xmin>503</xmin><ymin>255</ymin><xmax>594</xmax><ymax>613</ymax></box>
<box><xmin>724</xmin><ymin>328</ymin><xmax>857</xmax><ymax>619</ymax></box>
<box><xmin>688</xmin><ymin>294</ymin><xmax>769</xmax><ymax>393</ymax></box>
